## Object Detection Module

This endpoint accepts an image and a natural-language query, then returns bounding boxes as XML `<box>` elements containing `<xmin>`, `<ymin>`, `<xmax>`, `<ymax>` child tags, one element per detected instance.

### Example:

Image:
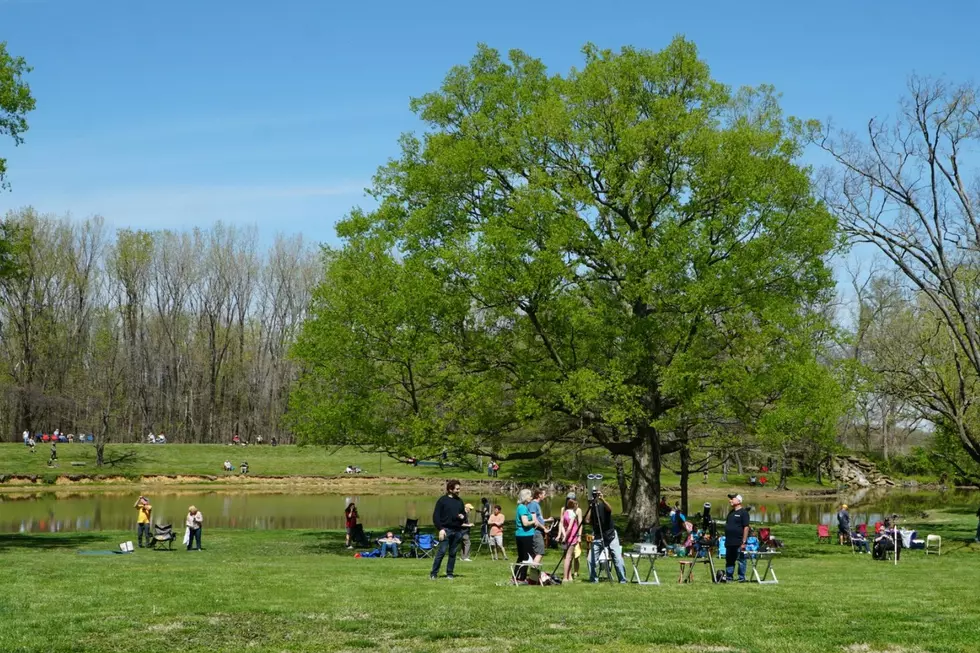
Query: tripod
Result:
<box><xmin>578</xmin><ymin>475</ymin><xmax>614</xmax><ymax>583</ymax></box>
<box><xmin>475</xmin><ymin>521</ymin><xmax>497</xmax><ymax>559</ymax></box>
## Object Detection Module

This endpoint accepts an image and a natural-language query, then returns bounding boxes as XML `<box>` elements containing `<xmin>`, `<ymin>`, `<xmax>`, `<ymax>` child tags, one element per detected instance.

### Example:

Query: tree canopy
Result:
<box><xmin>291</xmin><ymin>38</ymin><xmax>842</xmax><ymax>531</ymax></box>
<box><xmin>0</xmin><ymin>41</ymin><xmax>35</xmax><ymax>190</ymax></box>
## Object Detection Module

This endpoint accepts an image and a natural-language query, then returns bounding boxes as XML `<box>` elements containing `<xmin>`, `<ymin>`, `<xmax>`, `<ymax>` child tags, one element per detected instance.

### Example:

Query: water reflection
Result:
<box><xmin>0</xmin><ymin>489</ymin><xmax>976</xmax><ymax>534</ymax></box>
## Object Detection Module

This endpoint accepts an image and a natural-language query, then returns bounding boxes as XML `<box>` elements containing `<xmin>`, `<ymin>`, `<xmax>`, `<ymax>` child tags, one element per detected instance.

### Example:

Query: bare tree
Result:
<box><xmin>813</xmin><ymin>77</ymin><xmax>980</xmax><ymax>467</ymax></box>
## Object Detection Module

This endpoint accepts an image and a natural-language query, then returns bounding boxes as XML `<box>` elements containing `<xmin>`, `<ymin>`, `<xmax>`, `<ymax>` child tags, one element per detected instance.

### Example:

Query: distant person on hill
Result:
<box><xmin>240</xmin><ymin>461</ymin><xmax>249</xmax><ymax>475</ymax></box>
<box><xmin>48</xmin><ymin>443</ymin><xmax>58</xmax><ymax>466</ymax></box>
<box><xmin>345</xmin><ymin>502</ymin><xmax>359</xmax><ymax>549</ymax></box>
<box><xmin>134</xmin><ymin>496</ymin><xmax>153</xmax><ymax>547</ymax></box>
<box><xmin>22</xmin><ymin>430</ymin><xmax>29</xmax><ymax>446</ymax></box>
<box><xmin>185</xmin><ymin>506</ymin><xmax>203</xmax><ymax>551</ymax></box>
<box><xmin>271</xmin><ymin>437</ymin><xmax>278</xmax><ymax>446</ymax></box>
<box><xmin>223</xmin><ymin>460</ymin><xmax>233</xmax><ymax>472</ymax></box>
<box><xmin>430</xmin><ymin>479</ymin><xmax>466</xmax><ymax>580</ymax></box>
<box><xmin>492</xmin><ymin>462</ymin><xmax>499</xmax><ymax>477</ymax></box>
<box><xmin>27</xmin><ymin>435</ymin><xmax>36</xmax><ymax>454</ymax></box>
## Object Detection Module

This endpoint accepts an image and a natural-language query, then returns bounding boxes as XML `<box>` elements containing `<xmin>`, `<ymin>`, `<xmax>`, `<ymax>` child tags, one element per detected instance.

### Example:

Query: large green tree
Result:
<box><xmin>0</xmin><ymin>41</ymin><xmax>34</xmax><ymax>190</ymax></box>
<box><xmin>291</xmin><ymin>38</ymin><xmax>840</xmax><ymax>531</ymax></box>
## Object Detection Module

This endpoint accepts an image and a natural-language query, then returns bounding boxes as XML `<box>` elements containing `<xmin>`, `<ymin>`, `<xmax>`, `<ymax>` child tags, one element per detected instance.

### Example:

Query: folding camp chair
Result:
<box><xmin>817</xmin><ymin>524</ymin><xmax>831</xmax><ymax>543</ymax></box>
<box><xmin>350</xmin><ymin>524</ymin><xmax>371</xmax><ymax>548</ymax></box>
<box><xmin>412</xmin><ymin>533</ymin><xmax>436</xmax><ymax>559</ymax></box>
<box><xmin>147</xmin><ymin>524</ymin><xmax>177</xmax><ymax>550</ymax></box>
<box><xmin>401</xmin><ymin>518</ymin><xmax>419</xmax><ymax>539</ymax></box>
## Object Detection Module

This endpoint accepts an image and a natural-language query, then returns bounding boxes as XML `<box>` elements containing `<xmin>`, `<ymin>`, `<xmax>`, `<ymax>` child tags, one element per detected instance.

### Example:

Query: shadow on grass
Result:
<box><xmin>0</xmin><ymin>532</ymin><xmax>109</xmax><ymax>552</ymax></box>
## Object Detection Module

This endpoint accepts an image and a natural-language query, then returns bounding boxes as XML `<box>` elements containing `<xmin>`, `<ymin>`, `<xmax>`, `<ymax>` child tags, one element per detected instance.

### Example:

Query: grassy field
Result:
<box><xmin>1</xmin><ymin>510</ymin><xmax>978</xmax><ymax>652</ymax></box>
<box><xmin>0</xmin><ymin>443</ymin><xmax>832</xmax><ymax>493</ymax></box>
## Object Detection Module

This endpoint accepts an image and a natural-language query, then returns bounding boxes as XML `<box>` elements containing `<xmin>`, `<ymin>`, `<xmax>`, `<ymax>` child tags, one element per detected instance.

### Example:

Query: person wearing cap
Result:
<box><xmin>724</xmin><ymin>494</ymin><xmax>750</xmax><ymax>582</ymax></box>
<box><xmin>134</xmin><ymin>495</ymin><xmax>153</xmax><ymax>548</ymax></box>
<box><xmin>837</xmin><ymin>503</ymin><xmax>851</xmax><ymax>545</ymax></box>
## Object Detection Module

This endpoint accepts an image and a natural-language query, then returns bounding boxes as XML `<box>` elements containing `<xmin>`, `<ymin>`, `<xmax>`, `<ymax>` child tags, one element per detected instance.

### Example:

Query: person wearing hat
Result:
<box><xmin>134</xmin><ymin>495</ymin><xmax>153</xmax><ymax>548</ymax></box>
<box><xmin>460</xmin><ymin>502</ymin><xmax>474</xmax><ymax>561</ymax></box>
<box><xmin>724</xmin><ymin>494</ymin><xmax>749</xmax><ymax>582</ymax></box>
<box><xmin>837</xmin><ymin>503</ymin><xmax>851</xmax><ymax>546</ymax></box>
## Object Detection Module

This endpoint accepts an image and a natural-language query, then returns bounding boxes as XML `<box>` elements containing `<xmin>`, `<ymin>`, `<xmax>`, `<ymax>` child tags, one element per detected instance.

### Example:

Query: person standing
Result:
<box><xmin>587</xmin><ymin>489</ymin><xmax>627</xmax><ymax>583</ymax></box>
<box><xmin>430</xmin><ymin>479</ymin><xmax>466</xmax><ymax>579</ymax></box>
<box><xmin>837</xmin><ymin>503</ymin><xmax>851</xmax><ymax>545</ymax></box>
<box><xmin>48</xmin><ymin>442</ymin><xmax>58</xmax><ymax>465</ymax></box>
<box><xmin>724</xmin><ymin>493</ymin><xmax>750</xmax><ymax>582</ymax></box>
<box><xmin>514</xmin><ymin>489</ymin><xmax>537</xmax><ymax>580</ymax></box>
<box><xmin>528</xmin><ymin>488</ymin><xmax>551</xmax><ymax>565</ymax></box>
<box><xmin>344</xmin><ymin>502</ymin><xmax>359</xmax><ymax>549</ymax></box>
<box><xmin>185</xmin><ymin>506</ymin><xmax>203</xmax><ymax>550</ymax></box>
<box><xmin>488</xmin><ymin>504</ymin><xmax>507</xmax><ymax>559</ymax></box>
<box><xmin>134</xmin><ymin>496</ymin><xmax>153</xmax><ymax>548</ymax></box>
<box><xmin>557</xmin><ymin>497</ymin><xmax>582</xmax><ymax>583</ymax></box>
<box><xmin>460</xmin><ymin>503</ymin><xmax>474</xmax><ymax>562</ymax></box>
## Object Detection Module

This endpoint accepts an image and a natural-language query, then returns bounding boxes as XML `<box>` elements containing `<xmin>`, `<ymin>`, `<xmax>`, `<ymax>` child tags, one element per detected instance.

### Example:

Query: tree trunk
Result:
<box><xmin>734</xmin><ymin>451</ymin><xmax>743</xmax><ymax>474</ymax></box>
<box><xmin>625</xmin><ymin>426</ymin><xmax>662</xmax><ymax>537</ymax></box>
<box><xmin>679</xmin><ymin>441</ymin><xmax>690</xmax><ymax>516</ymax></box>
<box><xmin>721</xmin><ymin>454</ymin><xmax>729</xmax><ymax>482</ymax></box>
<box><xmin>614</xmin><ymin>455</ymin><xmax>629</xmax><ymax>512</ymax></box>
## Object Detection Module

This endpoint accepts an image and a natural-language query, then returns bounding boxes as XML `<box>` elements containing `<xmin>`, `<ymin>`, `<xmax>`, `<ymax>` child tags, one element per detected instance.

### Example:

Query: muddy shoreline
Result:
<box><xmin>0</xmin><ymin>472</ymin><xmax>960</xmax><ymax>497</ymax></box>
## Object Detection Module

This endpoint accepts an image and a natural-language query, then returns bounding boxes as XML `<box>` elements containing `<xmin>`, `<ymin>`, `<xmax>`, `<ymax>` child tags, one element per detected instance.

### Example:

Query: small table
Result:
<box><xmin>623</xmin><ymin>552</ymin><xmax>661</xmax><ymax>585</ymax></box>
<box><xmin>748</xmin><ymin>551</ymin><xmax>778</xmax><ymax>584</ymax></box>
<box><xmin>677</xmin><ymin>560</ymin><xmax>695</xmax><ymax>583</ymax></box>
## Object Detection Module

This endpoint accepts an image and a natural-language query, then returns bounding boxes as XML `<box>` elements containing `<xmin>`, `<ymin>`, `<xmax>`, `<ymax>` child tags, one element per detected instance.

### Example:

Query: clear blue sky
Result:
<box><xmin>1</xmin><ymin>0</ymin><xmax>977</xmax><ymax>247</ymax></box>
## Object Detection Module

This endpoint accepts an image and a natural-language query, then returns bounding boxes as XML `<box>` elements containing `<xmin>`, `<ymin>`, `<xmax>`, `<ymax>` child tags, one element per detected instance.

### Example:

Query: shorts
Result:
<box><xmin>532</xmin><ymin>531</ymin><xmax>545</xmax><ymax>556</ymax></box>
<box><xmin>491</xmin><ymin>534</ymin><xmax>503</xmax><ymax>548</ymax></box>
<box><xmin>345</xmin><ymin>526</ymin><xmax>353</xmax><ymax>535</ymax></box>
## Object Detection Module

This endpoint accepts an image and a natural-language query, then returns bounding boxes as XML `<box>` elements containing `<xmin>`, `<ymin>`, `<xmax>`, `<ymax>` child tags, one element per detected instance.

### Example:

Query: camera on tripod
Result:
<box><xmin>587</xmin><ymin>474</ymin><xmax>603</xmax><ymax>500</ymax></box>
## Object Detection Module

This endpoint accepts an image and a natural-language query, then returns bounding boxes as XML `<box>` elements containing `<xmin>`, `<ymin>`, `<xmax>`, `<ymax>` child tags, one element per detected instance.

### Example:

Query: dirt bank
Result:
<box><xmin>0</xmin><ymin>473</ymin><xmax>546</xmax><ymax>495</ymax></box>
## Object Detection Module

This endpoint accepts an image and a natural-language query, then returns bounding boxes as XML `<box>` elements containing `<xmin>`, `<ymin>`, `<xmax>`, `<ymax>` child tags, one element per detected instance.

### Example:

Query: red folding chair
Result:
<box><xmin>817</xmin><ymin>524</ymin><xmax>831</xmax><ymax>543</ymax></box>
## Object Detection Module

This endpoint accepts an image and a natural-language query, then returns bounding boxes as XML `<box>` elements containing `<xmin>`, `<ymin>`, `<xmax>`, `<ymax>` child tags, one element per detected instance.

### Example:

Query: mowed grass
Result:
<box><xmin>0</xmin><ymin>443</ymin><xmax>484</xmax><ymax>480</ymax></box>
<box><xmin>0</xmin><ymin>443</ymin><xmax>834</xmax><ymax>492</ymax></box>
<box><xmin>1</xmin><ymin>512</ymin><xmax>979</xmax><ymax>652</ymax></box>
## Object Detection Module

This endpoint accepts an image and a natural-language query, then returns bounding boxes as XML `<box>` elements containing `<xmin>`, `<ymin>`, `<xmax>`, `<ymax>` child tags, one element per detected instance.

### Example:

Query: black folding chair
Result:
<box><xmin>147</xmin><ymin>524</ymin><xmax>177</xmax><ymax>550</ymax></box>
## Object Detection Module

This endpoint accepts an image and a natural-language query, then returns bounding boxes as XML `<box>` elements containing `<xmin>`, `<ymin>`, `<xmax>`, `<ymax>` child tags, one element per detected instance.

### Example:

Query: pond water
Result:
<box><xmin>2</xmin><ymin>488</ymin><xmax>977</xmax><ymax>534</ymax></box>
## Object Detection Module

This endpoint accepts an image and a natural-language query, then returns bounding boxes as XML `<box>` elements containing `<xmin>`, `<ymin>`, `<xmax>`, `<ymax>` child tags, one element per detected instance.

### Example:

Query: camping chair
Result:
<box><xmin>350</xmin><ymin>524</ymin><xmax>371</xmax><ymax>548</ymax></box>
<box><xmin>401</xmin><ymin>518</ymin><xmax>419</xmax><ymax>539</ymax></box>
<box><xmin>147</xmin><ymin>524</ymin><xmax>177</xmax><ymax>550</ymax></box>
<box><xmin>924</xmin><ymin>534</ymin><xmax>941</xmax><ymax>556</ymax></box>
<box><xmin>849</xmin><ymin>530</ymin><xmax>869</xmax><ymax>554</ymax></box>
<box><xmin>412</xmin><ymin>533</ymin><xmax>436</xmax><ymax>559</ymax></box>
<box><xmin>817</xmin><ymin>524</ymin><xmax>831</xmax><ymax>543</ymax></box>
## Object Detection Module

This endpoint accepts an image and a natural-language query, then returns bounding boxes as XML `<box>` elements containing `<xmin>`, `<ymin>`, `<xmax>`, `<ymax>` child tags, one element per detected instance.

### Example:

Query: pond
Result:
<box><xmin>2</xmin><ymin>488</ymin><xmax>977</xmax><ymax>534</ymax></box>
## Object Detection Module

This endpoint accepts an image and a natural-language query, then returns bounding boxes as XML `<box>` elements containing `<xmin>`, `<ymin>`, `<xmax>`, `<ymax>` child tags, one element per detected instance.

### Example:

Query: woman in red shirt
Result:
<box><xmin>345</xmin><ymin>502</ymin><xmax>359</xmax><ymax>549</ymax></box>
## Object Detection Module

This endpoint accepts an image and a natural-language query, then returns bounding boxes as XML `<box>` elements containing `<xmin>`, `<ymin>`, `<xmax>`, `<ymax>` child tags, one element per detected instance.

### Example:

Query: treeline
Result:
<box><xmin>0</xmin><ymin>207</ymin><xmax>320</xmax><ymax>443</ymax></box>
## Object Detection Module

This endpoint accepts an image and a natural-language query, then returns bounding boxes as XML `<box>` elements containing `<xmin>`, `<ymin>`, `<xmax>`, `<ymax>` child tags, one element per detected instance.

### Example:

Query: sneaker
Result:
<box><xmin>429</xmin><ymin>575</ymin><xmax>437</xmax><ymax>580</ymax></box>
<box><xmin>346</xmin><ymin>545</ymin><xmax>353</xmax><ymax>549</ymax></box>
<box><xmin>462</xmin><ymin>558</ymin><xmax>472</xmax><ymax>562</ymax></box>
<box><xmin>446</xmin><ymin>574</ymin><xmax>455</xmax><ymax>580</ymax></box>
<box><xmin>737</xmin><ymin>578</ymin><xmax>747</xmax><ymax>583</ymax></box>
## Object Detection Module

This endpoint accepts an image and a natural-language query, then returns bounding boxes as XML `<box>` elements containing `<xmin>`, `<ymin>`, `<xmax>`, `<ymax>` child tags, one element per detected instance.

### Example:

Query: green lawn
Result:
<box><xmin>0</xmin><ymin>443</ymin><xmax>835</xmax><ymax>493</ymax></box>
<box><xmin>1</xmin><ymin>511</ymin><xmax>978</xmax><ymax>652</ymax></box>
<box><xmin>0</xmin><ymin>443</ymin><xmax>486</xmax><ymax>480</ymax></box>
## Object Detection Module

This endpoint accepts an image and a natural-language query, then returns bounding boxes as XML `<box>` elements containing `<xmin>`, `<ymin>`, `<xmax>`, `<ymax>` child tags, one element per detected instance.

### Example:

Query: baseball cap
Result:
<box><xmin>566</xmin><ymin>492</ymin><xmax>577</xmax><ymax>500</ymax></box>
<box><xmin>727</xmin><ymin>493</ymin><xmax>743</xmax><ymax>503</ymax></box>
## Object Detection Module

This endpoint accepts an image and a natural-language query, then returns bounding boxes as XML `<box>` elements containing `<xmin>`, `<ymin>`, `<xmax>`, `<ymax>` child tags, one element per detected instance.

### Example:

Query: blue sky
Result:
<box><xmin>1</xmin><ymin>0</ymin><xmax>978</xmax><ymax>248</ymax></box>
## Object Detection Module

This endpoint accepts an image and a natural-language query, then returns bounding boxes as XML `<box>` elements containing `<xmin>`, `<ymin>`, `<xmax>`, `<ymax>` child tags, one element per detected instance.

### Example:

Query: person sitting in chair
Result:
<box><xmin>223</xmin><ymin>460</ymin><xmax>233</xmax><ymax>472</ymax></box>
<box><xmin>378</xmin><ymin>532</ymin><xmax>402</xmax><ymax>558</ymax></box>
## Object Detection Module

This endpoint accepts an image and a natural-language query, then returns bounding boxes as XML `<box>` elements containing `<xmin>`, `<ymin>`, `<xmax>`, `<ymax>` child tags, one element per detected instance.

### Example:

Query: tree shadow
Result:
<box><xmin>0</xmin><ymin>532</ymin><xmax>110</xmax><ymax>553</ymax></box>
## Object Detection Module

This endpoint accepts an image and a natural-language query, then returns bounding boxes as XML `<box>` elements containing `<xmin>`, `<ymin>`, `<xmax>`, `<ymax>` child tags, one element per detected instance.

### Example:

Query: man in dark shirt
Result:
<box><xmin>837</xmin><ymin>504</ymin><xmax>850</xmax><ymax>545</ymax></box>
<box><xmin>430</xmin><ymin>479</ymin><xmax>466</xmax><ymax>579</ymax></box>
<box><xmin>586</xmin><ymin>490</ymin><xmax>627</xmax><ymax>583</ymax></box>
<box><xmin>724</xmin><ymin>493</ymin><xmax>750</xmax><ymax>582</ymax></box>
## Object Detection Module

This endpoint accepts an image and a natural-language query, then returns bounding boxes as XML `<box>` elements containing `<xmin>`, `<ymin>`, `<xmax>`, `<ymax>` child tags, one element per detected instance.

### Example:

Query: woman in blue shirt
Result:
<box><xmin>514</xmin><ymin>488</ymin><xmax>537</xmax><ymax>580</ymax></box>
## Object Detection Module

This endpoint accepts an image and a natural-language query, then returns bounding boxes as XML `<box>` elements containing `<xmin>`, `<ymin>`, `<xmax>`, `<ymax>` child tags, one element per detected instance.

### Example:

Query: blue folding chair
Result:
<box><xmin>413</xmin><ymin>533</ymin><xmax>436</xmax><ymax>559</ymax></box>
